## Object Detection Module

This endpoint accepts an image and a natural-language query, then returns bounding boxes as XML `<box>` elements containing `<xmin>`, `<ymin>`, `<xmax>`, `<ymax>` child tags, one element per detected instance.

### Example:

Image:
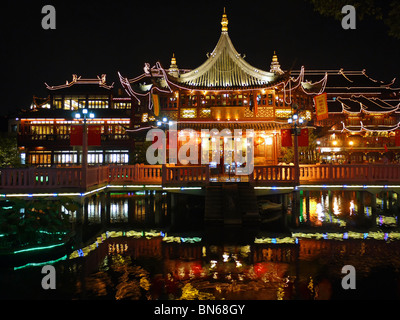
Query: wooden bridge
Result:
<box><xmin>0</xmin><ymin>163</ymin><xmax>400</xmax><ymax>194</ymax></box>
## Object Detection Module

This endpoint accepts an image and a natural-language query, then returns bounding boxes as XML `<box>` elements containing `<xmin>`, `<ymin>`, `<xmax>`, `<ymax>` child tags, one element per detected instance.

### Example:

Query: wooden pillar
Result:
<box><xmin>154</xmin><ymin>191</ymin><xmax>164</xmax><ymax>226</ymax></box>
<box><xmin>291</xmin><ymin>191</ymin><xmax>300</xmax><ymax>227</ymax></box>
<box><xmin>128</xmin><ymin>196</ymin><xmax>135</xmax><ymax>225</ymax></box>
<box><xmin>149</xmin><ymin>190</ymin><xmax>155</xmax><ymax>225</ymax></box>
<box><xmin>170</xmin><ymin>193</ymin><xmax>178</xmax><ymax>227</ymax></box>
<box><xmin>105</xmin><ymin>192</ymin><xmax>111</xmax><ymax>226</ymax></box>
<box><xmin>144</xmin><ymin>190</ymin><xmax>155</xmax><ymax>226</ymax></box>
<box><xmin>273</xmin><ymin>133</ymin><xmax>278</xmax><ymax>165</ymax></box>
<box><xmin>166</xmin><ymin>192</ymin><xmax>172</xmax><ymax>225</ymax></box>
<box><xmin>75</xmin><ymin>199</ymin><xmax>84</xmax><ymax>247</ymax></box>
<box><xmin>100</xmin><ymin>192</ymin><xmax>107</xmax><ymax>226</ymax></box>
<box><xmin>357</xmin><ymin>191</ymin><xmax>365</xmax><ymax>215</ymax></box>
<box><xmin>83</xmin><ymin>196</ymin><xmax>89</xmax><ymax>226</ymax></box>
<box><xmin>280</xmin><ymin>193</ymin><xmax>288</xmax><ymax>230</ymax></box>
<box><xmin>328</xmin><ymin>190</ymin><xmax>333</xmax><ymax>216</ymax></box>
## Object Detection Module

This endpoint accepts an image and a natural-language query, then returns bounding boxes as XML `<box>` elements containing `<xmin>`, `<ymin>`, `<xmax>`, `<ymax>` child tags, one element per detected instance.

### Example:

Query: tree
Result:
<box><xmin>308</xmin><ymin>0</ymin><xmax>400</xmax><ymax>39</ymax></box>
<box><xmin>0</xmin><ymin>133</ymin><xmax>22</xmax><ymax>167</ymax></box>
<box><xmin>0</xmin><ymin>198</ymin><xmax>72</xmax><ymax>247</ymax></box>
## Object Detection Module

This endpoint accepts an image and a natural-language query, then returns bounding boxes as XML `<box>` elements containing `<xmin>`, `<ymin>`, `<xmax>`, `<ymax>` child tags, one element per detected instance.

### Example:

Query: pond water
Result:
<box><xmin>1</xmin><ymin>189</ymin><xmax>400</xmax><ymax>300</ymax></box>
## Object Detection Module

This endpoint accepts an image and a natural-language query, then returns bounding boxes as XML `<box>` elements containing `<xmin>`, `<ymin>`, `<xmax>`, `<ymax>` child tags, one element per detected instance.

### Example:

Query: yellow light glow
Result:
<box><xmin>181</xmin><ymin>108</ymin><xmax>196</xmax><ymax>118</ymax></box>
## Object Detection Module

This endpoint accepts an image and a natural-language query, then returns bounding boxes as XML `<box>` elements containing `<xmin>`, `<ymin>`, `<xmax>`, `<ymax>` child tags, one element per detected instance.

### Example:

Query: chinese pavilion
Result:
<box><xmin>118</xmin><ymin>9</ymin><xmax>320</xmax><ymax>170</ymax></box>
<box><xmin>293</xmin><ymin>69</ymin><xmax>400</xmax><ymax>162</ymax></box>
<box><xmin>13</xmin><ymin>8</ymin><xmax>400</xmax><ymax>167</ymax></box>
<box><xmin>16</xmin><ymin>75</ymin><xmax>133</xmax><ymax>166</ymax></box>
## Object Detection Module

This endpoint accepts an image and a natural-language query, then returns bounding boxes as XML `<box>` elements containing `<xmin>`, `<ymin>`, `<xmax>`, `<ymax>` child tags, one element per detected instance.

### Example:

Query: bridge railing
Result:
<box><xmin>87</xmin><ymin>166</ymin><xmax>110</xmax><ymax>188</ymax></box>
<box><xmin>161</xmin><ymin>164</ymin><xmax>209</xmax><ymax>186</ymax></box>
<box><xmin>1</xmin><ymin>163</ymin><xmax>400</xmax><ymax>191</ymax></box>
<box><xmin>299</xmin><ymin>163</ymin><xmax>400</xmax><ymax>183</ymax></box>
<box><xmin>251</xmin><ymin>165</ymin><xmax>295</xmax><ymax>184</ymax></box>
<box><xmin>0</xmin><ymin>167</ymin><xmax>82</xmax><ymax>189</ymax></box>
<box><xmin>108</xmin><ymin>164</ymin><xmax>162</xmax><ymax>184</ymax></box>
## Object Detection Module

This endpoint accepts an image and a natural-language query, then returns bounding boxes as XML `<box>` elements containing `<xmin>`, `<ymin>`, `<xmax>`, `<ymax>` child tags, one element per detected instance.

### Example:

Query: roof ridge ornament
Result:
<box><xmin>270</xmin><ymin>51</ymin><xmax>284</xmax><ymax>75</ymax></box>
<box><xmin>168</xmin><ymin>53</ymin><xmax>179</xmax><ymax>77</ymax></box>
<box><xmin>221</xmin><ymin>7</ymin><xmax>228</xmax><ymax>32</ymax></box>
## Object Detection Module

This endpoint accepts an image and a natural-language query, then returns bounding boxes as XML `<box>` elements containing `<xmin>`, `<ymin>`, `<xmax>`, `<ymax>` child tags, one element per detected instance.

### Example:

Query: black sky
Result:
<box><xmin>1</xmin><ymin>0</ymin><xmax>399</xmax><ymax>116</ymax></box>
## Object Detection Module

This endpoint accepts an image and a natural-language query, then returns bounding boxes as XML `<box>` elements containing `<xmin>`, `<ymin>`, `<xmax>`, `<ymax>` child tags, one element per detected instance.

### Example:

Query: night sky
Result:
<box><xmin>1</xmin><ymin>0</ymin><xmax>399</xmax><ymax>116</ymax></box>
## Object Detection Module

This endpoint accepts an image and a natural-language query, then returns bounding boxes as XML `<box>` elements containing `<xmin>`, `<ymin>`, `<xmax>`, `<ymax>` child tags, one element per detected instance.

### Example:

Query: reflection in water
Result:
<box><xmin>61</xmin><ymin>228</ymin><xmax>400</xmax><ymax>300</ymax></box>
<box><xmin>300</xmin><ymin>190</ymin><xmax>397</xmax><ymax>228</ymax></box>
<box><xmin>333</xmin><ymin>196</ymin><xmax>339</xmax><ymax>216</ymax></box>
<box><xmin>2</xmin><ymin>189</ymin><xmax>400</xmax><ymax>300</ymax></box>
<box><xmin>349</xmin><ymin>200</ymin><xmax>355</xmax><ymax>216</ymax></box>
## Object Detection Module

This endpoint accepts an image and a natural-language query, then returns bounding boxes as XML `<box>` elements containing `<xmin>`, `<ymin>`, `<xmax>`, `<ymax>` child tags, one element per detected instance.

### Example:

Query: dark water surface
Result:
<box><xmin>1</xmin><ymin>189</ymin><xmax>400</xmax><ymax>300</ymax></box>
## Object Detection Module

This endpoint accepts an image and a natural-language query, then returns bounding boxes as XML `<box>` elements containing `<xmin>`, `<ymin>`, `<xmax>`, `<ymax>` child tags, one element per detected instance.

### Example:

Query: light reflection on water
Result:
<box><xmin>300</xmin><ymin>190</ymin><xmax>398</xmax><ymax>228</ymax></box>
<box><xmin>65</xmin><ymin>228</ymin><xmax>400</xmax><ymax>300</ymax></box>
<box><xmin>2</xmin><ymin>189</ymin><xmax>400</xmax><ymax>300</ymax></box>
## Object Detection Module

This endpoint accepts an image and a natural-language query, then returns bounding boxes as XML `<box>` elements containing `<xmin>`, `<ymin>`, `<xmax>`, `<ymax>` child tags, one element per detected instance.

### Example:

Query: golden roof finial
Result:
<box><xmin>171</xmin><ymin>53</ymin><xmax>176</xmax><ymax>65</ymax></box>
<box><xmin>270</xmin><ymin>51</ymin><xmax>283</xmax><ymax>75</ymax></box>
<box><xmin>221</xmin><ymin>7</ymin><xmax>228</xmax><ymax>32</ymax></box>
<box><xmin>169</xmin><ymin>53</ymin><xmax>179</xmax><ymax>76</ymax></box>
<box><xmin>272</xmin><ymin>51</ymin><xmax>278</xmax><ymax>62</ymax></box>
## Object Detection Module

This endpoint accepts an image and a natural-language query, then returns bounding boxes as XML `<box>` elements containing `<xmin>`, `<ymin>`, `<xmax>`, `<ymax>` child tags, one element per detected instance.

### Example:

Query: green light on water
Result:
<box><xmin>13</xmin><ymin>255</ymin><xmax>67</xmax><ymax>271</ymax></box>
<box><xmin>13</xmin><ymin>242</ymin><xmax>65</xmax><ymax>254</ymax></box>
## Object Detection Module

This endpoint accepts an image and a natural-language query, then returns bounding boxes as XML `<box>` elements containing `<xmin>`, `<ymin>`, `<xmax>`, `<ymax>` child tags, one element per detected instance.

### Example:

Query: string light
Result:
<box><xmin>341</xmin><ymin>120</ymin><xmax>400</xmax><ymax>133</ymax></box>
<box><xmin>339</xmin><ymin>95</ymin><xmax>400</xmax><ymax>114</ymax></box>
<box><xmin>45</xmin><ymin>74</ymin><xmax>114</xmax><ymax>90</ymax></box>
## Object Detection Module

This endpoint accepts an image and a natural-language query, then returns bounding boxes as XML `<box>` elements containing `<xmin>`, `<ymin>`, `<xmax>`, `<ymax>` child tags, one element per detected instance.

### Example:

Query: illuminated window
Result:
<box><xmin>168</xmin><ymin>97</ymin><xmax>177</xmax><ymax>109</ymax></box>
<box><xmin>29</xmin><ymin>151</ymin><xmax>51</xmax><ymax>166</ymax></box>
<box><xmin>20</xmin><ymin>153</ymin><xmax>26</xmax><ymax>165</ymax></box>
<box><xmin>31</xmin><ymin>125</ymin><xmax>54</xmax><ymax>137</ymax></box>
<box><xmin>105</xmin><ymin>150</ymin><xmax>129</xmax><ymax>164</ymax></box>
<box><xmin>180</xmin><ymin>108</ymin><xmax>197</xmax><ymax>119</ymax></box>
<box><xmin>275</xmin><ymin>109</ymin><xmax>292</xmax><ymax>118</ymax></box>
<box><xmin>53</xmin><ymin>97</ymin><xmax>63</xmax><ymax>109</ymax></box>
<box><xmin>114</xmin><ymin>102</ymin><xmax>131</xmax><ymax>109</ymax></box>
<box><xmin>57</xmin><ymin>125</ymin><xmax>69</xmax><ymax>135</ymax></box>
<box><xmin>88</xmin><ymin>152</ymin><xmax>104</xmax><ymax>164</ymax></box>
<box><xmin>88</xmin><ymin>100</ymin><xmax>108</xmax><ymax>109</ymax></box>
<box><xmin>53</xmin><ymin>151</ymin><xmax>78</xmax><ymax>165</ymax></box>
<box><xmin>64</xmin><ymin>96</ymin><xmax>86</xmax><ymax>110</ymax></box>
<box><xmin>199</xmin><ymin>108</ymin><xmax>211</xmax><ymax>118</ymax></box>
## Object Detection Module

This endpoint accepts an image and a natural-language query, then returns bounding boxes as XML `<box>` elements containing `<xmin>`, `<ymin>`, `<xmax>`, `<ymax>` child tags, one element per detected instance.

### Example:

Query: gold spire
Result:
<box><xmin>221</xmin><ymin>7</ymin><xmax>228</xmax><ymax>32</ymax></box>
<box><xmin>169</xmin><ymin>53</ymin><xmax>179</xmax><ymax>77</ymax></box>
<box><xmin>270</xmin><ymin>51</ymin><xmax>284</xmax><ymax>75</ymax></box>
<box><xmin>170</xmin><ymin>53</ymin><xmax>177</xmax><ymax>68</ymax></box>
<box><xmin>272</xmin><ymin>51</ymin><xmax>278</xmax><ymax>63</ymax></box>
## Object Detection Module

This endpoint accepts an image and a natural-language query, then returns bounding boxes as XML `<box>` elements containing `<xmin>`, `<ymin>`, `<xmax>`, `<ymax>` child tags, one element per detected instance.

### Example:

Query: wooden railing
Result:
<box><xmin>1</xmin><ymin>163</ymin><xmax>399</xmax><ymax>191</ymax></box>
<box><xmin>109</xmin><ymin>164</ymin><xmax>162</xmax><ymax>184</ymax></box>
<box><xmin>162</xmin><ymin>165</ymin><xmax>209</xmax><ymax>186</ymax></box>
<box><xmin>252</xmin><ymin>166</ymin><xmax>295</xmax><ymax>184</ymax></box>
<box><xmin>0</xmin><ymin>167</ymin><xmax>82</xmax><ymax>189</ymax></box>
<box><xmin>86</xmin><ymin>166</ymin><xmax>110</xmax><ymax>187</ymax></box>
<box><xmin>299</xmin><ymin>164</ymin><xmax>400</xmax><ymax>184</ymax></box>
